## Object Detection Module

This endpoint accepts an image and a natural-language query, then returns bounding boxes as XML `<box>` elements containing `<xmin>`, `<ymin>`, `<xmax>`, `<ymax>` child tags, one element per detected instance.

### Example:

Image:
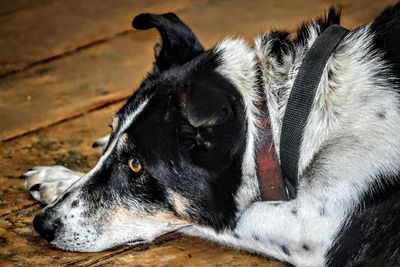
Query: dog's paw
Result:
<box><xmin>92</xmin><ymin>134</ymin><xmax>110</xmax><ymax>154</ymax></box>
<box><xmin>21</xmin><ymin>166</ymin><xmax>83</xmax><ymax>205</ymax></box>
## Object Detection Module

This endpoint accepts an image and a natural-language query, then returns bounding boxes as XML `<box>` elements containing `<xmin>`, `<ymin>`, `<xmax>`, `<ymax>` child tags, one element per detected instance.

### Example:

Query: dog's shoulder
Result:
<box><xmin>326</xmin><ymin>173</ymin><xmax>400</xmax><ymax>267</ymax></box>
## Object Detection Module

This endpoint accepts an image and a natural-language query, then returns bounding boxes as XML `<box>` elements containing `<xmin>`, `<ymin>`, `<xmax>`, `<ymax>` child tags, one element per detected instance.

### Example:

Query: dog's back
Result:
<box><xmin>327</xmin><ymin>4</ymin><xmax>400</xmax><ymax>266</ymax></box>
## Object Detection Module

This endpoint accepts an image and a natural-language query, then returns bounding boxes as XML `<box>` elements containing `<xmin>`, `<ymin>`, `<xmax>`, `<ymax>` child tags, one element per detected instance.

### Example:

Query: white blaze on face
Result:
<box><xmin>57</xmin><ymin>100</ymin><xmax>150</xmax><ymax>195</ymax></box>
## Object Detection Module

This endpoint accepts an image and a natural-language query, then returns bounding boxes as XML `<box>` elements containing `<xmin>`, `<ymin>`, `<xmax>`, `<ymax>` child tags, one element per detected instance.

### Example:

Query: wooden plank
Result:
<box><xmin>0</xmin><ymin>0</ymin><xmax>53</xmax><ymax>17</ymax></box>
<box><xmin>0</xmin><ymin>30</ymin><xmax>156</xmax><ymax>141</ymax></box>
<box><xmin>0</xmin><ymin>102</ymin><xmax>283</xmax><ymax>267</ymax></box>
<box><xmin>0</xmin><ymin>0</ymin><xmax>208</xmax><ymax>76</ymax></box>
<box><xmin>179</xmin><ymin>0</ymin><xmax>398</xmax><ymax>42</ymax></box>
<box><xmin>1</xmin><ymin>0</ymin><xmax>396</xmax><ymax>142</ymax></box>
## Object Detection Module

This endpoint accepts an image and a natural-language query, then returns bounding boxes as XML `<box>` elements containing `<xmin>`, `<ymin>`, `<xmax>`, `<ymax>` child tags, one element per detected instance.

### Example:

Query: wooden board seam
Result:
<box><xmin>1</xmin><ymin>88</ymin><xmax>132</xmax><ymax>142</ymax></box>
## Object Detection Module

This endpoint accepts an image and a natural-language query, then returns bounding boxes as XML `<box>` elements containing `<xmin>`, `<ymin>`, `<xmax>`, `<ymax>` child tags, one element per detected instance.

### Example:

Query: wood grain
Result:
<box><xmin>0</xmin><ymin>30</ymin><xmax>153</xmax><ymax>141</ymax></box>
<box><xmin>0</xmin><ymin>0</ymin><xmax>53</xmax><ymax>16</ymax></box>
<box><xmin>0</xmin><ymin>0</ymin><xmax>209</xmax><ymax>76</ymax></box>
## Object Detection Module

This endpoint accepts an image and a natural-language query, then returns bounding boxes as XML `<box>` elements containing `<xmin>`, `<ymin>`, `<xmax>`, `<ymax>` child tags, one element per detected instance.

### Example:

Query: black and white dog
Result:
<box><xmin>22</xmin><ymin>4</ymin><xmax>400</xmax><ymax>266</ymax></box>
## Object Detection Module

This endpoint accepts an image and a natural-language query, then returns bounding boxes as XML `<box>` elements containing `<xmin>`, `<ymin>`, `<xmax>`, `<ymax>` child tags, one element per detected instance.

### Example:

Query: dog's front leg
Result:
<box><xmin>21</xmin><ymin>135</ymin><xmax>110</xmax><ymax>205</ymax></box>
<box><xmin>181</xmin><ymin>196</ymin><xmax>338</xmax><ymax>266</ymax></box>
<box><xmin>21</xmin><ymin>166</ymin><xmax>84</xmax><ymax>205</ymax></box>
<box><xmin>232</xmin><ymin>197</ymin><xmax>341</xmax><ymax>267</ymax></box>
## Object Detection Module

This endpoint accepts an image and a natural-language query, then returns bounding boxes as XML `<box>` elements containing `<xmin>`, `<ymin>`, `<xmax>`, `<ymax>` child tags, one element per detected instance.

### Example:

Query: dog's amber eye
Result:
<box><xmin>129</xmin><ymin>158</ymin><xmax>142</xmax><ymax>173</ymax></box>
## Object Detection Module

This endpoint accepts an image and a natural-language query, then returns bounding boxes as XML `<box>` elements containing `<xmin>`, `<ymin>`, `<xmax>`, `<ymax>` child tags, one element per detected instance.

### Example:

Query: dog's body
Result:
<box><xmin>22</xmin><ymin>4</ymin><xmax>400</xmax><ymax>266</ymax></box>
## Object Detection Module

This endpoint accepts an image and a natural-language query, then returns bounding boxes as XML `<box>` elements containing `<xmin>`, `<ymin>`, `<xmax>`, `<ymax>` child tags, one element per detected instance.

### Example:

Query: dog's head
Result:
<box><xmin>33</xmin><ymin>13</ymin><xmax>260</xmax><ymax>251</ymax></box>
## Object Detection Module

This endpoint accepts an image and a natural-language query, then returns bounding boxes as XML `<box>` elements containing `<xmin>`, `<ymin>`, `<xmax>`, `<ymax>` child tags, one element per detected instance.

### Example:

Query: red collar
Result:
<box><xmin>255</xmin><ymin>87</ymin><xmax>287</xmax><ymax>201</ymax></box>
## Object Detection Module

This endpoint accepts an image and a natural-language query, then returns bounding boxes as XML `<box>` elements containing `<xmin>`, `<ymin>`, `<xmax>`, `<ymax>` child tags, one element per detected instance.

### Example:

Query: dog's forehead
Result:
<box><xmin>113</xmin><ymin>49</ymin><xmax>225</xmax><ymax>127</ymax></box>
<box><xmin>115</xmin><ymin>93</ymin><xmax>152</xmax><ymax>129</ymax></box>
<box><xmin>112</xmin><ymin>99</ymin><xmax>149</xmax><ymax>145</ymax></box>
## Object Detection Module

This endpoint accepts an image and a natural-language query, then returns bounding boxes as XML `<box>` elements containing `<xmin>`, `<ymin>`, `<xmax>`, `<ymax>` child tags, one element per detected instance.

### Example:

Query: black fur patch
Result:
<box><xmin>29</xmin><ymin>184</ymin><xmax>41</xmax><ymax>192</ymax></box>
<box><xmin>281</xmin><ymin>245</ymin><xmax>291</xmax><ymax>256</ymax></box>
<box><xmin>369</xmin><ymin>3</ymin><xmax>400</xmax><ymax>90</ymax></box>
<box><xmin>260</xmin><ymin>31</ymin><xmax>294</xmax><ymax>65</ymax></box>
<box><xmin>132</xmin><ymin>13</ymin><xmax>204</xmax><ymax>72</ymax></box>
<box><xmin>326</xmin><ymin>172</ymin><xmax>400</xmax><ymax>266</ymax></box>
<box><xmin>319</xmin><ymin>206</ymin><xmax>327</xmax><ymax>217</ymax></box>
<box><xmin>376</xmin><ymin>110</ymin><xmax>386</xmax><ymax>119</ymax></box>
<box><xmin>291</xmin><ymin>208</ymin><xmax>298</xmax><ymax>215</ymax></box>
<box><xmin>295</xmin><ymin>7</ymin><xmax>341</xmax><ymax>45</ymax></box>
<box><xmin>71</xmin><ymin>200</ymin><xmax>79</xmax><ymax>208</ymax></box>
<box><xmin>252</xmin><ymin>233</ymin><xmax>260</xmax><ymax>241</ymax></box>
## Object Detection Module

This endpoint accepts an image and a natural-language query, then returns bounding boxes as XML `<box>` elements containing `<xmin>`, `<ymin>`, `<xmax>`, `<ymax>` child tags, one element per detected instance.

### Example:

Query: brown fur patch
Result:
<box><xmin>102</xmin><ymin>207</ymin><xmax>190</xmax><ymax>234</ymax></box>
<box><xmin>118</xmin><ymin>133</ymin><xmax>128</xmax><ymax>147</ymax></box>
<box><xmin>179</xmin><ymin>91</ymin><xmax>187</xmax><ymax>108</ymax></box>
<box><xmin>167</xmin><ymin>189</ymin><xmax>191</xmax><ymax>215</ymax></box>
<box><xmin>112</xmin><ymin>117</ymin><xmax>120</xmax><ymax>129</ymax></box>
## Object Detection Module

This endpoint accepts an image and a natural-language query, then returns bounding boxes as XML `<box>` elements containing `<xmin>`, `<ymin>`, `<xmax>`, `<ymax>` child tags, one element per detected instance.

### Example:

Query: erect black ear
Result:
<box><xmin>132</xmin><ymin>13</ymin><xmax>204</xmax><ymax>71</ymax></box>
<box><xmin>185</xmin><ymin>72</ymin><xmax>236</xmax><ymax>128</ymax></box>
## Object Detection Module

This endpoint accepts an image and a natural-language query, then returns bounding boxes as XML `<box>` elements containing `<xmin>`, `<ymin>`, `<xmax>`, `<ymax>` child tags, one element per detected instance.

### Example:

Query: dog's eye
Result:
<box><xmin>129</xmin><ymin>158</ymin><xmax>142</xmax><ymax>173</ymax></box>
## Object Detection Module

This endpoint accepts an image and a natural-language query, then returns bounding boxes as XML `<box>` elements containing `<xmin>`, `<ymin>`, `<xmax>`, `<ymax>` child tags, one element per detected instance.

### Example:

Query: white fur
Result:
<box><xmin>93</xmin><ymin>134</ymin><xmax>110</xmax><ymax>154</ymax></box>
<box><xmin>24</xmin><ymin>166</ymin><xmax>83</xmax><ymax>204</ymax></box>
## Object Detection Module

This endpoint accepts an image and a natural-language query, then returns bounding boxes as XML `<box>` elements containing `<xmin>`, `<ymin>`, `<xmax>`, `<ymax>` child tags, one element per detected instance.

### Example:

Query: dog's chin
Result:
<box><xmin>49</xmin><ymin>235</ymin><xmax>150</xmax><ymax>252</ymax></box>
<box><xmin>49</xmin><ymin>227</ymin><xmax>186</xmax><ymax>252</ymax></box>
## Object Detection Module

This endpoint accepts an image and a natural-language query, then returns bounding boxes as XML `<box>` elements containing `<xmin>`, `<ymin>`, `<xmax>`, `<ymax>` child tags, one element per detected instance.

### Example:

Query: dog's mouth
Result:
<box><xmin>125</xmin><ymin>238</ymin><xmax>146</xmax><ymax>245</ymax></box>
<box><xmin>125</xmin><ymin>231</ymin><xmax>183</xmax><ymax>249</ymax></box>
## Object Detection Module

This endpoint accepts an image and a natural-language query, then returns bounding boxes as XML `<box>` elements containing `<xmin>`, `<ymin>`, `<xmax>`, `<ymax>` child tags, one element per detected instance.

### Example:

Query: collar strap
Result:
<box><xmin>255</xmin><ymin>91</ymin><xmax>287</xmax><ymax>201</ymax></box>
<box><xmin>279</xmin><ymin>25</ymin><xmax>349</xmax><ymax>200</ymax></box>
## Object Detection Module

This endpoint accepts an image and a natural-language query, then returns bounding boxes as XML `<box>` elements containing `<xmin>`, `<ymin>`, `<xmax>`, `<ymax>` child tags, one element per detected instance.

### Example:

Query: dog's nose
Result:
<box><xmin>33</xmin><ymin>212</ymin><xmax>60</xmax><ymax>242</ymax></box>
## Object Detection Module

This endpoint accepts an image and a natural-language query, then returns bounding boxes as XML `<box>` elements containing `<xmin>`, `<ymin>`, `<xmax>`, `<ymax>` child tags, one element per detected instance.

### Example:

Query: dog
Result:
<box><xmin>21</xmin><ymin>4</ymin><xmax>400</xmax><ymax>266</ymax></box>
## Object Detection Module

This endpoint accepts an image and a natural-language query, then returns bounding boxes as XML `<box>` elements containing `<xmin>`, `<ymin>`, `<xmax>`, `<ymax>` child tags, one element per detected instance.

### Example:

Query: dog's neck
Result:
<box><xmin>222</xmin><ymin>31</ymin><xmax>325</xmax><ymax>214</ymax></box>
<box><xmin>249</xmin><ymin>25</ymin><xmax>333</xmax><ymax>203</ymax></box>
<box><xmin>213</xmin><ymin>32</ymin><xmax>320</xmax><ymax>213</ymax></box>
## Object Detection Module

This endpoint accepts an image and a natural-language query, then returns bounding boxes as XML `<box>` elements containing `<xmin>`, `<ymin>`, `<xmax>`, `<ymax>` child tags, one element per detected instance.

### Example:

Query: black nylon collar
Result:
<box><xmin>279</xmin><ymin>25</ymin><xmax>349</xmax><ymax>200</ymax></box>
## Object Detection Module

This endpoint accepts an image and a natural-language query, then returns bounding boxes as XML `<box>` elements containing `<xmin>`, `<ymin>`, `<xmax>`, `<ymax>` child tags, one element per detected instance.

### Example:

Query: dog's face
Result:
<box><xmin>33</xmin><ymin>13</ymin><xmax>256</xmax><ymax>251</ymax></box>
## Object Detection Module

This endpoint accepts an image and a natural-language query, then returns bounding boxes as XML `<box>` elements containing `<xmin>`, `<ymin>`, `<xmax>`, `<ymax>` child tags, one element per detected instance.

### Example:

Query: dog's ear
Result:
<box><xmin>181</xmin><ymin>71</ymin><xmax>245</xmax><ymax>169</ymax></box>
<box><xmin>132</xmin><ymin>13</ymin><xmax>203</xmax><ymax>71</ymax></box>
<box><xmin>184</xmin><ymin>72</ymin><xmax>236</xmax><ymax>128</ymax></box>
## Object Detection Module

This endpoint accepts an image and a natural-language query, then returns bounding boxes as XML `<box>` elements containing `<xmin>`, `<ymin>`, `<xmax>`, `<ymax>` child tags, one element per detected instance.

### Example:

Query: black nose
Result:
<box><xmin>33</xmin><ymin>212</ymin><xmax>60</xmax><ymax>242</ymax></box>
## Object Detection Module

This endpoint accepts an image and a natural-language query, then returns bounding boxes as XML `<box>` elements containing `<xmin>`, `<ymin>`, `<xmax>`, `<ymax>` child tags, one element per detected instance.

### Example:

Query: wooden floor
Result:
<box><xmin>0</xmin><ymin>0</ymin><xmax>397</xmax><ymax>266</ymax></box>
